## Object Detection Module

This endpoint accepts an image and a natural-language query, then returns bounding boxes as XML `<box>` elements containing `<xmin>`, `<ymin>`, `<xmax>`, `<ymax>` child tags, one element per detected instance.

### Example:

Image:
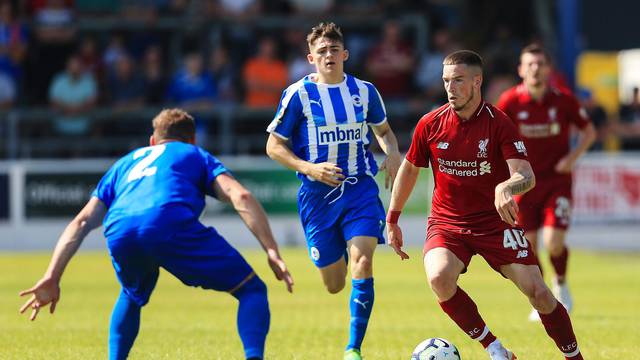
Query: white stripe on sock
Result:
<box><xmin>564</xmin><ymin>347</ymin><xmax>580</xmax><ymax>358</ymax></box>
<box><xmin>474</xmin><ymin>326</ymin><xmax>490</xmax><ymax>342</ymax></box>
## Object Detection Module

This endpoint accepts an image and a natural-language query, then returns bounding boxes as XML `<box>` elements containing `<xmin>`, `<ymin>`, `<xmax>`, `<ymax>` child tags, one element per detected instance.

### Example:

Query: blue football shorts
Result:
<box><xmin>107</xmin><ymin>223</ymin><xmax>254</xmax><ymax>306</ymax></box>
<box><xmin>297</xmin><ymin>175</ymin><xmax>386</xmax><ymax>268</ymax></box>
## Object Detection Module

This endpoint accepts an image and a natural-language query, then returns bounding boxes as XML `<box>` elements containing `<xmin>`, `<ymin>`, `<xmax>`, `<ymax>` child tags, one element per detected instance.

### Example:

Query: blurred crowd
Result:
<box><xmin>0</xmin><ymin>0</ymin><xmax>638</xmax><ymax>153</ymax></box>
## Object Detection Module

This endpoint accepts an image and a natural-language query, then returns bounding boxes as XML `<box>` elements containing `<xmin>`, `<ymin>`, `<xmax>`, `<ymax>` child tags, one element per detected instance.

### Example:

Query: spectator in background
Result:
<box><xmin>482</xmin><ymin>24</ymin><xmax>521</xmax><ymax>79</ymax></box>
<box><xmin>208</xmin><ymin>45</ymin><xmax>238</xmax><ymax>104</ymax></box>
<box><xmin>0</xmin><ymin>69</ymin><xmax>15</xmax><ymax>108</ymax></box>
<box><xmin>242</xmin><ymin>36</ymin><xmax>287</xmax><ymax>109</ymax></box>
<box><xmin>103</xmin><ymin>34</ymin><xmax>128</xmax><ymax>73</ymax></box>
<box><xmin>77</xmin><ymin>36</ymin><xmax>105</xmax><ymax>103</ymax></box>
<box><xmin>49</xmin><ymin>55</ymin><xmax>97</xmax><ymax>136</ymax></box>
<box><xmin>414</xmin><ymin>28</ymin><xmax>458</xmax><ymax>108</ymax></box>
<box><xmin>618</xmin><ymin>86</ymin><xmax>640</xmax><ymax>150</ymax></box>
<box><xmin>167</xmin><ymin>52</ymin><xmax>217</xmax><ymax>109</ymax></box>
<box><xmin>33</xmin><ymin>0</ymin><xmax>75</xmax><ymax>43</ymax></box>
<box><xmin>577</xmin><ymin>88</ymin><xmax>608</xmax><ymax>151</ymax></box>
<box><xmin>167</xmin><ymin>52</ymin><xmax>217</xmax><ymax>147</ymax></box>
<box><xmin>284</xmin><ymin>28</ymin><xmax>315</xmax><ymax>82</ymax></box>
<box><xmin>107</xmin><ymin>54</ymin><xmax>145</xmax><ymax>110</ymax></box>
<box><xmin>78</xmin><ymin>36</ymin><xmax>104</xmax><ymax>83</ymax></box>
<box><xmin>142</xmin><ymin>45</ymin><xmax>167</xmax><ymax>105</ymax></box>
<box><xmin>0</xmin><ymin>0</ymin><xmax>29</xmax><ymax>86</ymax></box>
<box><xmin>28</xmin><ymin>0</ymin><xmax>76</xmax><ymax>104</ymax></box>
<box><xmin>365</xmin><ymin>20</ymin><xmax>414</xmax><ymax>100</ymax></box>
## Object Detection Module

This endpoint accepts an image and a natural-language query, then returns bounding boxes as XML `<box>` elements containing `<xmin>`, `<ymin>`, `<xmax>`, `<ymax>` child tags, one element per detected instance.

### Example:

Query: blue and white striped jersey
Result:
<box><xmin>267</xmin><ymin>73</ymin><xmax>387</xmax><ymax>181</ymax></box>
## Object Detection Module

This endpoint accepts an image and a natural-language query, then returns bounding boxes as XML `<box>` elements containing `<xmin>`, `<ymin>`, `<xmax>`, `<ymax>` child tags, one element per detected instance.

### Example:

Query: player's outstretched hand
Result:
<box><xmin>379</xmin><ymin>152</ymin><xmax>402</xmax><ymax>190</ymax></box>
<box><xmin>494</xmin><ymin>184</ymin><xmax>519</xmax><ymax>226</ymax></box>
<box><xmin>267</xmin><ymin>250</ymin><xmax>294</xmax><ymax>293</ymax></box>
<box><xmin>19</xmin><ymin>277</ymin><xmax>60</xmax><ymax>321</ymax></box>
<box><xmin>306</xmin><ymin>162</ymin><xmax>344</xmax><ymax>187</ymax></box>
<box><xmin>387</xmin><ymin>223</ymin><xmax>410</xmax><ymax>260</ymax></box>
<box><xmin>554</xmin><ymin>155</ymin><xmax>575</xmax><ymax>174</ymax></box>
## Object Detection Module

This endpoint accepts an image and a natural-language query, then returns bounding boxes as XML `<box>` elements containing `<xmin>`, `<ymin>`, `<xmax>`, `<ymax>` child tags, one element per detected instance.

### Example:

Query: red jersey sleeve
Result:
<box><xmin>565</xmin><ymin>94</ymin><xmax>591</xmax><ymax>129</ymax></box>
<box><xmin>495</xmin><ymin>110</ymin><xmax>529</xmax><ymax>161</ymax></box>
<box><xmin>406</xmin><ymin>116</ymin><xmax>431</xmax><ymax>167</ymax></box>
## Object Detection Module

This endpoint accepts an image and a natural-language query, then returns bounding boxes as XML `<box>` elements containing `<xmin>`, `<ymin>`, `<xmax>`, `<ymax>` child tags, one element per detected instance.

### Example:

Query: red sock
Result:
<box><xmin>439</xmin><ymin>287</ymin><xmax>496</xmax><ymax>348</ymax></box>
<box><xmin>550</xmin><ymin>246</ymin><xmax>569</xmax><ymax>280</ymax></box>
<box><xmin>539</xmin><ymin>302</ymin><xmax>582</xmax><ymax>359</ymax></box>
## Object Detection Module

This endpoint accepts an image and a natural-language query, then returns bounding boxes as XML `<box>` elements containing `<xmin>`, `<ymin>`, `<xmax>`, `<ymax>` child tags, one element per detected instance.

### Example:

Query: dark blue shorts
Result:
<box><xmin>107</xmin><ymin>224</ymin><xmax>253</xmax><ymax>306</ymax></box>
<box><xmin>297</xmin><ymin>176</ymin><xmax>386</xmax><ymax>268</ymax></box>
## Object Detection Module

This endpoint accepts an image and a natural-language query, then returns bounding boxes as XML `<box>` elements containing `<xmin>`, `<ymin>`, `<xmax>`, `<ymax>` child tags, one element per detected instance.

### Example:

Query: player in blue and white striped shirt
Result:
<box><xmin>266</xmin><ymin>22</ymin><xmax>402</xmax><ymax>360</ymax></box>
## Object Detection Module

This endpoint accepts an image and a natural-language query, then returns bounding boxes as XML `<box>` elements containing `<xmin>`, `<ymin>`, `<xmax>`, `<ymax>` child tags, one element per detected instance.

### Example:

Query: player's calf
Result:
<box><xmin>232</xmin><ymin>275</ymin><xmax>270</xmax><ymax>360</ymax></box>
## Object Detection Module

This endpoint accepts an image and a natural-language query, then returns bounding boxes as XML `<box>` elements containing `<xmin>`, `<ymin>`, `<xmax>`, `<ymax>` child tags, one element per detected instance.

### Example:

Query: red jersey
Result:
<box><xmin>496</xmin><ymin>84</ymin><xmax>590</xmax><ymax>180</ymax></box>
<box><xmin>406</xmin><ymin>102</ymin><xmax>528</xmax><ymax>234</ymax></box>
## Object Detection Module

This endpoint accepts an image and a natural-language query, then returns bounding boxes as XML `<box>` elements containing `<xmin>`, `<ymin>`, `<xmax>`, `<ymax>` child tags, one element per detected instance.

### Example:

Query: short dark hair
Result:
<box><xmin>152</xmin><ymin>108</ymin><xmax>195</xmax><ymax>142</ymax></box>
<box><xmin>443</xmin><ymin>50</ymin><xmax>484</xmax><ymax>69</ymax></box>
<box><xmin>520</xmin><ymin>43</ymin><xmax>551</xmax><ymax>62</ymax></box>
<box><xmin>307</xmin><ymin>22</ymin><xmax>344</xmax><ymax>47</ymax></box>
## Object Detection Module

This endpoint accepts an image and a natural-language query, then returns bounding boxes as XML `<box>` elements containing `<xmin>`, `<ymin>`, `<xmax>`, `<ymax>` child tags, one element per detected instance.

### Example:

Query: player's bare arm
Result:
<box><xmin>386</xmin><ymin>159</ymin><xmax>421</xmax><ymax>260</ymax></box>
<box><xmin>213</xmin><ymin>173</ymin><xmax>294</xmax><ymax>293</ymax></box>
<box><xmin>19</xmin><ymin>197</ymin><xmax>106</xmax><ymax>320</ymax></box>
<box><xmin>495</xmin><ymin>159</ymin><xmax>536</xmax><ymax>226</ymax></box>
<box><xmin>266</xmin><ymin>133</ymin><xmax>344</xmax><ymax>187</ymax></box>
<box><xmin>555</xmin><ymin>122</ymin><xmax>596</xmax><ymax>173</ymax></box>
<box><xmin>371</xmin><ymin>121</ymin><xmax>402</xmax><ymax>190</ymax></box>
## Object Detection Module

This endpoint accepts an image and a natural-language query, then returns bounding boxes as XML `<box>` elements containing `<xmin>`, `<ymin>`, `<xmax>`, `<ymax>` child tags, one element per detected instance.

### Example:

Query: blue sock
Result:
<box><xmin>109</xmin><ymin>289</ymin><xmax>141</xmax><ymax>360</ymax></box>
<box><xmin>347</xmin><ymin>277</ymin><xmax>374</xmax><ymax>351</ymax></box>
<box><xmin>232</xmin><ymin>275</ymin><xmax>270</xmax><ymax>359</ymax></box>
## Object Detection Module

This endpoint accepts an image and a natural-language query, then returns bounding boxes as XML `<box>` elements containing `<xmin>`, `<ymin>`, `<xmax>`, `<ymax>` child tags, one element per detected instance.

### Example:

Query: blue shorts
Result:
<box><xmin>297</xmin><ymin>175</ymin><xmax>386</xmax><ymax>268</ymax></box>
<box><xmin>107</xmin><ymin>223</ymin><xmax>253</xmax><ymax>306</ymax></box>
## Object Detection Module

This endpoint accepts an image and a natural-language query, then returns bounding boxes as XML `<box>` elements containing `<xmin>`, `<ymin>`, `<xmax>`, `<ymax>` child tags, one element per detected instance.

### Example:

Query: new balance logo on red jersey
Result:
<box><xmin>513</xmin><ymin>141</ymin><xmax>528</xmax><ymax>156</ymax></box>
<box><xmin>516</xmin><ymin>250</ymin><xmax>529</xmax><ymax>259</ymax></box>
<box><xmin>437</xmin><ymin>142</ymin><xmax>449</xmax><ymax>149</ymax></box>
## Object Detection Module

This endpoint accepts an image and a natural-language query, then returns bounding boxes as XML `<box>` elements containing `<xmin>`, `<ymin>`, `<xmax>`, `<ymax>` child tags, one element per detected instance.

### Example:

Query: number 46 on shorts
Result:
<box><xmin>503</xmin><ymin>229</ymin><xmax>529</xmax><ymax>258</ymax></box>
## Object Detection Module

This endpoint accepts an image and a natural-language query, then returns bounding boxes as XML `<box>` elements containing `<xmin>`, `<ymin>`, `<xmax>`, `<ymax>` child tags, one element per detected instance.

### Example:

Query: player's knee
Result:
<box><xmin>530</xmin><ymin>283</ymin><xmax>555</xmax><ymax>311</ymax></box>
<box><xmin>351</xmin><ymin>255</ymin><xmax>373</xmax><ymax>276</ymax></box>
<box><xmin>234</xmin><ymin>275</ymin><xmax>268</xmax><ymax>300</ymax></box>
<box><xmin>324</xmin><ymin>278</ymin><xmax>346</xmax><ymax>294</ymax></box>
<box><xmin>547</xmin><ymin>241</ymin><xmax>564</xmax><ymax>256</ymax></box>
<box><xmin>428</xmin><ymin>272</ymin><xmax>457</xmax><ymax>298</ymax></box>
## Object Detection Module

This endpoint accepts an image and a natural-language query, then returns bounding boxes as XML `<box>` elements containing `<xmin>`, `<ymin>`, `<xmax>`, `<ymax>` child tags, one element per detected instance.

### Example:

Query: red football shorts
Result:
<box><xmin>424</xmin><ymin>226</ymin><xmax>538</xmax><ymax>275</ymax></box>
<box><xmin>514</xmin><ymin>177</ymin><xmax>572</xmax><ymax>232</ymax></box>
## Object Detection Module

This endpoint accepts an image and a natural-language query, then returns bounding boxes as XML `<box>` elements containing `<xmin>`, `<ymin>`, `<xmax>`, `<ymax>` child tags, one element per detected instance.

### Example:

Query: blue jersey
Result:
<box><xmin>267</xmin><ymin>73</ymin><xmax>387</xmax><ymax>182</ymax></box>
<box><xmin>92</xmin><ymin>141</ymin><xmax>227</xmax><ymax>239</ymax></box>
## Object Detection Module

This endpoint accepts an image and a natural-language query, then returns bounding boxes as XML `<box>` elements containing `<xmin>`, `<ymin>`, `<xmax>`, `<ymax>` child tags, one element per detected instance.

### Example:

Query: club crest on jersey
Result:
<box><xmin>514</xmin><ymin>141</ymin><xmax>528</xmax><ymax>155</ymax></box>
<box><xmin>310</xmin><ymin>247</ymin><xmax>320</xmax><ymax>261</ymax></box>
<box><xmin>477</xmin><ymin>138</ymin><xmax>489</xmax><ymax>158</ymax></box>
<box><xmin>548</xmin><ymin>107</ymin><xmax>557</xmax><ymax>122</ymax></box>
<box><xmin>351</xmin><ymin>94</ymin><xmax>363</xmax><ymax>107</ymax></box>
<box><xmin>317</xmin><ymin>123</ymin><xmax>364</xmax><ymax>145</ymax></box>
<box><xmin>517</xmin><ymin>111</ymin><xmax>529</xmax><ymax>120</ymax></box>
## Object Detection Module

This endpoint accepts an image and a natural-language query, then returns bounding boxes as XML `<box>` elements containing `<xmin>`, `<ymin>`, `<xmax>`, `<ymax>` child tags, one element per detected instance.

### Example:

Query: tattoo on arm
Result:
<box><xmin>506</xmin><ymin>169</ymin><xmax>535</xmax><ymax>195</ymax></box>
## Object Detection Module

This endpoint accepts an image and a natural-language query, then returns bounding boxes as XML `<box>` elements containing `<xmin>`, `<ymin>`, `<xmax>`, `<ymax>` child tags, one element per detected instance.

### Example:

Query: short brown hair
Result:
<box><xmin>306</xmin><ymin>22</ymin><xmax>344</xmax><ymax>47</ymax></box>
<box><xmin>152</xmin><ymin>108</ymin><xmax>196</xmax><ymax>142</ymax></box>
<box><xmin>520</xmin><ymin>43</ymin><xmax>551</xmax><ymax>61</ymax></box>
<box><xmin>443</xmin><ymin>50</ymin><xmax>484</xmax><ymax>69</ymax></box>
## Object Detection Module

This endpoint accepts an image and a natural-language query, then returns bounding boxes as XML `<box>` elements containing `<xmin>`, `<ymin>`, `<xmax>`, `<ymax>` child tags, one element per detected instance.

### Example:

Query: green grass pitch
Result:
<box><xmin>1</xmin><ymin>248</ymin><xmax>639</xmax><ymax>359</ymax></box>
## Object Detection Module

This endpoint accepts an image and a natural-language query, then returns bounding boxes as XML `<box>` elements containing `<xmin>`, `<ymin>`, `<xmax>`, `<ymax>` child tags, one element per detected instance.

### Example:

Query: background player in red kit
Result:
<box><xmin>496</xmin><ymin>44</ymin><xmax>596</xmax><ymax>319</ymax></box>
<box><xmin>387</xmin><ymin>50</ymin><xmax>583</xmax><ymax>360</ymax></box>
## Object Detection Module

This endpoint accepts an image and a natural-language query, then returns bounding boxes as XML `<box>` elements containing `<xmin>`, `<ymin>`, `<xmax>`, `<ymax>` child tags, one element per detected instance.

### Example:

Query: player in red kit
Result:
<box><xmin>387</xmin><ymin>50</ymin><xmax>583</xmax><ymax>360</ymax></box>
<box><xmin>496</xmin><ymin>44</ymin><xmax>596</xmax><ymax>320</ymax></box>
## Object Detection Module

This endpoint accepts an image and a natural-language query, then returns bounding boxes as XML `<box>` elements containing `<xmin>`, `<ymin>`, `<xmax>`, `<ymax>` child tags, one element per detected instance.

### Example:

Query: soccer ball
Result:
<box><xmin>411</xmin><ymin>337</ymin><xmax>461</xmax><ymax>360</ymax></box>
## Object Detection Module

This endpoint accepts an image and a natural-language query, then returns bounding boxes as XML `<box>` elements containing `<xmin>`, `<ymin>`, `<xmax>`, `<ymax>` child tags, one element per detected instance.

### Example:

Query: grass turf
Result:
<box><xmin>1</xmin><ymin>248</ymin><xmax>639</xmax><ymax>359</ymax></box>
